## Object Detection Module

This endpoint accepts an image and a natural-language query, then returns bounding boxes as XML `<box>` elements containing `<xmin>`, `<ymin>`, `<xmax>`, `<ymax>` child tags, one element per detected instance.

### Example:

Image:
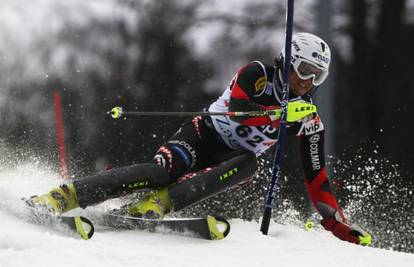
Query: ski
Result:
<box><xmin>22</xmin><ymin>200</ymin><xmax>95</xmax><ymax>240</ymax></box>
<box><xmin>100</xmin><ymin>213</ymin><xmax>231</xmax><ymax>240</ymax></box>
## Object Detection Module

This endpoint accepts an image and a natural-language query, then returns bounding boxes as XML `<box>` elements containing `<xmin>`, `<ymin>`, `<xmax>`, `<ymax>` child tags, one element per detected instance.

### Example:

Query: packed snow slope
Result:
<box><xmin>1</xmin><ymin>163</ymin><xmax>413</xmax><ymax>267</ymax></box>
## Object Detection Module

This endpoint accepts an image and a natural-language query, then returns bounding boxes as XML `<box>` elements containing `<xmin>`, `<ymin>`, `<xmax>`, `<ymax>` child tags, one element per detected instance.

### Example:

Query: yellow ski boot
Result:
<box><xmin>27</xmin><ymin>184</ymin><xmax>79</xmax><ymax>215</ymax></box>
<box><xmin>127</xmin><ymin>188</ymin><xmax>171</xmax><ymax>220</ymax></box>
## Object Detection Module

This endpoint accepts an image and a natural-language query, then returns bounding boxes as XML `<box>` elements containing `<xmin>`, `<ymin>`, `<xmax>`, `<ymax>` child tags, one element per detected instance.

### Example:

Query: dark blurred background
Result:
<box><xmin>0</xmin><ymin>0</ymin><xmax>413</xmax><ymax>252</ymax></box>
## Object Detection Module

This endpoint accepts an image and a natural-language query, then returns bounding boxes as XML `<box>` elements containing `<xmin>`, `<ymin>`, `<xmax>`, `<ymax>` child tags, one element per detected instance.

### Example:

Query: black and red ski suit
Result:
<box><xmin>152</xmin><ymin>61</ymin><xmax>361</xmax><ymax>244</ymax></box>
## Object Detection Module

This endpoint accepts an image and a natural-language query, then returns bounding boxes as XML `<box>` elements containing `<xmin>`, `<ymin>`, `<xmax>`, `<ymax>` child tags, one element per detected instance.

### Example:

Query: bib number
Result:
<box><xmin>235</xmin><ymin>125</ymin><xmax>264</xmax><ymax>148</ymax></box>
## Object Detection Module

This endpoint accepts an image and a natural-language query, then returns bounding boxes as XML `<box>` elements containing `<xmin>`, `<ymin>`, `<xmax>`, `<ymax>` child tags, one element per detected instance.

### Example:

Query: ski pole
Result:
<box><xmin>260</xmin><ymin>0</ymin><xmax>294</xmax><ymax>235</ymax></box>
<box><xmin>110</xmin><ymin>107</ymin><xmax>273</xmax><ymax>118</ymax></box>
<box><xmin>109</xmin><ymin>102</ymin><xmax>316</xmax><ymax>122</ymax></box>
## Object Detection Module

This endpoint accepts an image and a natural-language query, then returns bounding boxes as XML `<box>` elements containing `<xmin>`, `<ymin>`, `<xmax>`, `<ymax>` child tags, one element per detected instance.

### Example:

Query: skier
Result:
<box><xmin>29</xmin><ymin>32</ymin><xmax>371</xmax><ymax>245</ymax></box>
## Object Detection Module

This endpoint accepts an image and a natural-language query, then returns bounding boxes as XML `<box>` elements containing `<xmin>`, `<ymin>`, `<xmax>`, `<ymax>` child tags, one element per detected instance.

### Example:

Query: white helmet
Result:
<box><xmin>279</xmin><ymin>32</ymin><xmax>331</xmax><ymax>86</ymax></box>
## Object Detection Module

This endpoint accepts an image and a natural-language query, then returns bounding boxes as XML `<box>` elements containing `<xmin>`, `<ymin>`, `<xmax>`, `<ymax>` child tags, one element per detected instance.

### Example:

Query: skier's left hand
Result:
<box><xmin>321</xmin><ymin>211</ymin><xmax>372</xmax><ymax>246</ymax></box>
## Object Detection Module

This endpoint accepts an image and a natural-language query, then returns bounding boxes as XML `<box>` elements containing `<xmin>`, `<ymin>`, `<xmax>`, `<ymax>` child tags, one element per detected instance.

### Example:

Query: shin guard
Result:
<box><xmin>73</xmin><ymin>163</ymin><xmax>170</xmax><ymax>208</ymax></box>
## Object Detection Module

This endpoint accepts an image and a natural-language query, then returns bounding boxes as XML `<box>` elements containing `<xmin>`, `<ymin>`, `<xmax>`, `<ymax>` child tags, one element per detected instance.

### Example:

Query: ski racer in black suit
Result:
<box><xmin>28</xmin><ymin>32</ymin><xmax>372</xmax><ymax>245</ymax></box>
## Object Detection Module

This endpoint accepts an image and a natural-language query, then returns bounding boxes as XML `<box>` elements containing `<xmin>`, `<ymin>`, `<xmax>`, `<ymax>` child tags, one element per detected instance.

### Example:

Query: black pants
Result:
<box><xmin>74</xmin><ymin>116</ymin><xmax>257</xmax><ymax>209</ymax></box>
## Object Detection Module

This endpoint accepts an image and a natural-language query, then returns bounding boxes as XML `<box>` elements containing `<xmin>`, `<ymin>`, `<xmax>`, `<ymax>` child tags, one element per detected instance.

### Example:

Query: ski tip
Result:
<box><xmin>74</xmin><ymin>216</ymin><xmax>95</xmax><ymax>240</ymax></box>
<box><xmin>206</xmin><ymin>216</ymin><xmax>231</xmax><ymax>240</ymax></box>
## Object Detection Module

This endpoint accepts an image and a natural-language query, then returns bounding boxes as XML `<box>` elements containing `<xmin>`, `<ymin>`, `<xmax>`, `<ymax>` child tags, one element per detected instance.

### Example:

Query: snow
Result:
<box><xmin>1</xmin><ymin>212</ymin><xmax>413</xmax><ymax>267</ymax></box>
<box><xmin>1</xmin><ymin>162</ymin><xmax>413</xmax><ymax>267</ymax></box>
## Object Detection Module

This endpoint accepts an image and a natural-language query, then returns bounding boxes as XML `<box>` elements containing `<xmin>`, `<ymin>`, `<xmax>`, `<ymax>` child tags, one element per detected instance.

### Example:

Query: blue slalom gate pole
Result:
<box><xmin>260</xmin><ymin>0</ymin><xmax>294</xmax><ymax>235</ymax></box>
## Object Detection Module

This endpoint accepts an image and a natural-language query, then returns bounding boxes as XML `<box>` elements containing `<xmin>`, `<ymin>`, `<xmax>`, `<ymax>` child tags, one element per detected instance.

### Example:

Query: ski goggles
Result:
<box><xmin>292</xmin><ymin>58</ymin><xmax>329</xmax><ymax>86</ymax></box>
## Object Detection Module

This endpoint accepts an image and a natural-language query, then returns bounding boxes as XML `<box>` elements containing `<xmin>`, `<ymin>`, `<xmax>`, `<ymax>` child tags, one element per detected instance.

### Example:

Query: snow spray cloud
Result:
<box><xmin>0</xmin><ymin>140</ymin><xmax>63</xmax><ymax>215</ymax></box>
<box><xmin>329</xmin><ymin>142</ymin><xmax>414</xmax><ymax>253</ymax></box>
<box><xmin>177</xmin><ymin>141</ymin><xmax>413</xmax><ymax>253</ymax></box>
